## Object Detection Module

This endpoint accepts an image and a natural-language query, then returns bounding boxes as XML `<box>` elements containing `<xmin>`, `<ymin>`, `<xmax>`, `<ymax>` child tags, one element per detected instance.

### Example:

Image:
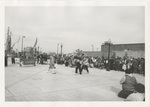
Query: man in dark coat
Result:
<box><xmin>75</xmin><ymin>59</ymin><xmax>82</xmax><ymax>74</ymax></box>
<box><xmin>5</xmin><ymin>56</ymin><xmax>8</xmax><ymax>66</ymax></box>
<box><xmin>5</xmin><ymin>51</ymin><xmax>8</xmax><ymax>67</ymax></box>
<box><xmin>132</xmin><ymin>58</ymin><xmax>138</xmax><ymax>73</ymax></box>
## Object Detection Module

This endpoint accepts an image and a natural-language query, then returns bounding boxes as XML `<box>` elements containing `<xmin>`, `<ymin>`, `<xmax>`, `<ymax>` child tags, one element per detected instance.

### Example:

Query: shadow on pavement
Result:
<box><xmin>110</xmin><ymin>86</ymin><xmax>121</xmax><ymax>94</ymax></box>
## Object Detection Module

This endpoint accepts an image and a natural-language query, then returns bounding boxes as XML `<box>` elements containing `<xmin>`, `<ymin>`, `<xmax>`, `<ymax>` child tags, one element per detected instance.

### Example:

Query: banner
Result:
<box><xmin>6</xmin><ymin>27</ymin><xmax>11</xmax><ymax>54</ymax></box>
<box><xmin>33</xmin><ymin>37</ymin><xmax>38</xmax><ymax>48</ymax></box>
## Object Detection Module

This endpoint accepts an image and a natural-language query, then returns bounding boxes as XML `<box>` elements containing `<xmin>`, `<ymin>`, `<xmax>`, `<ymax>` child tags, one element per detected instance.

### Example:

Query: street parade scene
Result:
<box><xmin>4</xmin><ymin>6</ymin><xmax>145</xmax><ymax>102</ymax></box>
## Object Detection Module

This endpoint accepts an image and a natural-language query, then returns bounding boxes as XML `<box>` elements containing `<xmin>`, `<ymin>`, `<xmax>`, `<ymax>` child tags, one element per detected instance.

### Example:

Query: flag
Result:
<box><xmin>33</xmin><ymin>38</ymin><xmax>38</xmax><ymax>48</ymax></box>
<box><xmin>6</xmin><ymin>27</ymin><xmax>11</xmax><ymax>54</ymax></box>
<box><xmin>11</xmin><ymin>36</ymin><xmax>20</xmax><ymax>49</ymax></box>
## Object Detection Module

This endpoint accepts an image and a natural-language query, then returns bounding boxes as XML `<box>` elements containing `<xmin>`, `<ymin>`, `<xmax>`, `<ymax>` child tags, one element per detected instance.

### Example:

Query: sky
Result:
<box><xmin>5</xmin><ymin>6</ymin><xmax>145</xmax><ymax>53</ymax></box>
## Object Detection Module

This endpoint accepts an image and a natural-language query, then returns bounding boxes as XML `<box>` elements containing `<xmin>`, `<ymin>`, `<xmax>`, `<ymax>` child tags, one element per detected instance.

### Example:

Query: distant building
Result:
<box><xmin>82</xmin><ymin>51</ymin><xmax>102</xmax><ymax>57</ymax></box>
<box><xmin>101</xmin><ymin>43</ymin><xmax>145</xmax><ymax>58</ymax></box>
<box><xmin>82</xmin><ymin>43</ymin><xmax>145</xmax><ymax>58</ymax></box>
<box><xmin>101</xmin><ymin>43</ymin><xmax>144</xmax><ymax>52</ymax></box>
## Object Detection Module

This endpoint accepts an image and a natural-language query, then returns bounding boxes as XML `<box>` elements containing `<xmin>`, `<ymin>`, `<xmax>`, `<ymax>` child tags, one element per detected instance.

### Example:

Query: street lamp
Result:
<box><xmin>38</xmin><ymin>46</ymin><xmax>39</xmax><ymax>55</ymax></box>
<box><xmin>97</xmin><ymin>48</ymin><xmax>99</xmax><ymax>52</ymax></box>
<box><xmin>60</xmin><ymin>43</ymin><xmax>63</xmax><ymax>56</ymax></box>
<box><xmin>57</xmin><ymin>43</ymin><xmax>59</xmax><ymax>55</ymax></box>
<box><xmin>107</xmin><ymin>39</ymin><xmax>111</xmax><ymax>71</ymax></box>
<box><xmin>21</xmin><ymin>36</ymin><xmax>25</xmax><ymax>52</ymax></box>
<box><xmin>92</xmin><ymin>45</ymin><xmax>94</xmax><ymax>51</ymax></box>
<box><xmin>40</xmin><ymin>48</ymin><xmax>42</xmax><ymax>52</ymax></box>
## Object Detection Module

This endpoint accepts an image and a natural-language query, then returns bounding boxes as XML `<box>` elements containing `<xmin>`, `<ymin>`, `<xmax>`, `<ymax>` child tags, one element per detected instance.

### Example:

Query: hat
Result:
<box><xmin>134</xmin><ymin>83</ymin><xmax>145</xmax><ymax>93</ymax></box>
<box><xmin>125</xmin><ymin>69</ymin><xmax>133</xmax><ymax>74</ymax></box>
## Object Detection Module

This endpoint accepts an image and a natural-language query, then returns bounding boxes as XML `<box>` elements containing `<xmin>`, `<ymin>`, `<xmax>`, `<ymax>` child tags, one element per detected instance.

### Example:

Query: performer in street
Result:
<box><xmin>81</xmin><ymin>56</ymin><xmax>89</xmax><ymax>74</ymax></box>
<box><xmin>75</xmin><ymin>59</ymin><xmax>82</xmax><ymax>74</ymax></box>
<box><xmin>47</xmin><ymin>54</ymin><xmax>56</xmax><ymax>74</ymax></box>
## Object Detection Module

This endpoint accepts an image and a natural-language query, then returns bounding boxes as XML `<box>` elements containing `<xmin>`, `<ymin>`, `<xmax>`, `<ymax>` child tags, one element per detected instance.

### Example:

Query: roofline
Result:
<box><xmin>82</xmin><ymin>51</ymin><xmax>101</xmax><ymax>53</ymax></box>
<box><xmin>102</xmin><ymin>43</ymin><xmax>145</xmax><ymax>46</ymax></box>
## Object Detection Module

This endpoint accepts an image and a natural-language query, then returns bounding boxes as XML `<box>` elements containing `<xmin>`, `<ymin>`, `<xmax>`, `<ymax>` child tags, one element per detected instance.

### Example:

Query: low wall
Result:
<box><xmin>15</xmin><ymin>58</ymin><xmax>20</xmax><ymax>64</ymax></box>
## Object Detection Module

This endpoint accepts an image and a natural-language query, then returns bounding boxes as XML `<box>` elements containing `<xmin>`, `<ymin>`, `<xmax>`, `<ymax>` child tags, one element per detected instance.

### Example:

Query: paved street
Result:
<box><xmin>5</xmin><ymin>64</ymin><xmax>145</xmax><ymax>101</ymax></box>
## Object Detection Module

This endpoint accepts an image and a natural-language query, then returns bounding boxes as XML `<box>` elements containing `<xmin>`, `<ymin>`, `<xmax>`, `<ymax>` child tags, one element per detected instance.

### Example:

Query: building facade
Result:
<box><xmin>82</xmin><ymin>51</ymin><xmax>102</xmax><ymax>57</ymax></box>
<box><xmin>101</xmin><ymin>43</ymin><xmax>145</xmax><ymax>58</ymax></box>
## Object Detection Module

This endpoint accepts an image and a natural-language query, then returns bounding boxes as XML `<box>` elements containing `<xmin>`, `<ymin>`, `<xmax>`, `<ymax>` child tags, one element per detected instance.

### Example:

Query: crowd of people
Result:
<box><xmin>45</xmin><ymin>53</ymin><xmax>145</xmax><ymax>101</ymax></box>
<box><xmin>58</xmin><ymin>54</ymin><xmax>145</xmax><ymax>75</ymax></box>
<box><xmin>36</xmin><ymin>52</ymin><xmax>145</xmax><ymax>76</ymax></box>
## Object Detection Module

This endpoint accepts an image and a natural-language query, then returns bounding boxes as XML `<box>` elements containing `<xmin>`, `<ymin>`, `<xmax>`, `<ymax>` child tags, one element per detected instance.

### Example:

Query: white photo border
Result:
<box><xmin>0</xmin><ymin>1</ymin><xmax>150</xmax><ymax>107</ymax></box>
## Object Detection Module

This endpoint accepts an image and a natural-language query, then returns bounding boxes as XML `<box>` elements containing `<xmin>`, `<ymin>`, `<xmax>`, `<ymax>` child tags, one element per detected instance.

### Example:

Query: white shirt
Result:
<box><xmin>126</xmin><ymin>93</ymin><xmax>145</xmax><ymax>101</ymax></box>
<box><xmin>120</xmin><ymin>74</ymin><xmax>133</xmax><ymax>84</ymax></box>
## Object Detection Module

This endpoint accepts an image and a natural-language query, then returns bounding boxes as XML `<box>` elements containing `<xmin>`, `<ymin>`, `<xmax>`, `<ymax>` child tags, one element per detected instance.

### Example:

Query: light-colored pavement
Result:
<box><xmin>5</xmin><ymin>64</ymin><xmax>145</xmax><ymax>101</ymax></box>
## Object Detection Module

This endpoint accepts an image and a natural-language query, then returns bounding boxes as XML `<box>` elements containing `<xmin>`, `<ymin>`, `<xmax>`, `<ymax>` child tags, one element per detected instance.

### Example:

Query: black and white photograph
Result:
<box><xmin>1</xmin><ymin>1</ymin><xmax>150</xmax><ymax>107</ymax></box>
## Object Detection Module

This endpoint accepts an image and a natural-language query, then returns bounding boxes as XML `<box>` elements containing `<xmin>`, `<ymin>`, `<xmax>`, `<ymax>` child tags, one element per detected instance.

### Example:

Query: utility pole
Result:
<box><xmin>92</xmin><ymin>45</ymin><xmax>94</xmax><ymax>51</ymax></box>
<box><xmin>107</xmin><ymin>39</ymin><xmax>111</xmax><ymax>71</ymax></box>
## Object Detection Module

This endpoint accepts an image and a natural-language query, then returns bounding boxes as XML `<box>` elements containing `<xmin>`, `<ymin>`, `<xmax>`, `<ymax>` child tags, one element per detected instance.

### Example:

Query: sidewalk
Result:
<box><xmin>5</xmin><ymin>64</ymin><xmax>145</xmax><ymax>101</ymax></box>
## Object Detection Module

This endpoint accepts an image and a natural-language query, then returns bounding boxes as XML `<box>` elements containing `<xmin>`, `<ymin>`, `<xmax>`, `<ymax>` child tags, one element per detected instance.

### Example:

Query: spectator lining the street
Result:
<box><xmin>118</xmin><ymin>69</ymin><xmax>137</xmax><ymax>99</ymax></box>
<box><xmin>53</xmin><ymin>50</ymin><xmax>145</xmax><ymax>75</ymax></box>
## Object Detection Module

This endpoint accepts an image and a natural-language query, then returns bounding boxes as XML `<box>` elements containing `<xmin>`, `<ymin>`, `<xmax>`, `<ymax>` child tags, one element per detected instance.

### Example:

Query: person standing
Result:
<box><xmin>109</xmin><ymin>57</ymin><xmax>114</xmax><ymax>70</ymax></box>
<box><xmin>75</xmin><ymin>59</ymin><xmax>82</xmax><ymax>74</ymax></box>
<box><xmin>115</xmin><ymin>57</ymin><xmax>120</xmax><ymax>71</ymax></box>
<box><xmin>118</xmin><ymin>69</ymin><xmax>137</xmax><ymax>99</ymax></box>
<box><xmin>5</xmin><ymin>54</ymin><xmax>8</xmax><ymax>67</ymax></box>
<box><xmin>132</xmin><ymin>58</ymin><xmax>138</xmax><ymax>73</ymax></box>
<box><xmin>140</xmin><ymin>58</ymin><xmax>145</xmax><ymax>75</ymax></box>
<box><xmin>12</xmin><ymin>56</ymin><xmax>15</xmax><ymax>64</ymax></box>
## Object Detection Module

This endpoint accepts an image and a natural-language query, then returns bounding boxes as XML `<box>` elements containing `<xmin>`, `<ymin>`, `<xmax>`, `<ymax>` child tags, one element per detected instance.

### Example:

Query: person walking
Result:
<box><xmin>118</xmin><ymin>69</ymin><xmax>137</xmax><ymax>99</ymax></box>
<box><xmin>47</xmin><ymin>55</ymin><xmax>56</xmax><ymax>74</ymax></box>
